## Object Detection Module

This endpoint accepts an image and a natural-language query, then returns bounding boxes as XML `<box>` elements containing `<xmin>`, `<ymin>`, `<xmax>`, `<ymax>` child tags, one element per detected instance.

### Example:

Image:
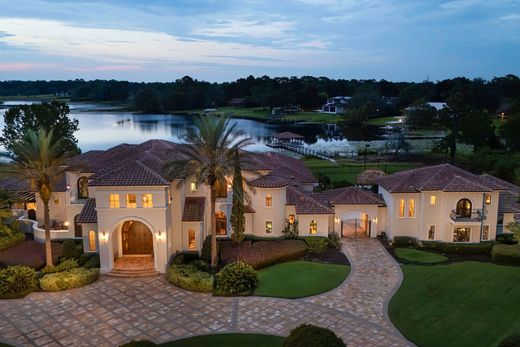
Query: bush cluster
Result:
<box><xmin>305</xmin><ymin>237</ymin><xmax>329</xmax><ymax>254</ymax></box>
<box><xmin>201</xmin><ymin>235</ymin><xmax>219</xmax><ymax>263</ymax></box>
<box><xmin>42</xmin><ymin>258</ymin><xmax>79</xmax><ymax>274</ymax></box>
<box><xmin>0</xmin><ymin>225</ymin><xmax>25</xmax><ymax>251</ymax></box>
<box><xmin>60</xmin><ymin>239</ymin><xmax>82</xmax><ymax>260</ymax></box>
<box><xmin>170</xmin><ymin>251</ymin><xmax>200</xmax><ymax>265</ymax></box>
<box><xmin>215</xmin><ymin>261</ymin><xmax>258</xmax><ymax>294</ymax></box>
<box><xmin>0</xmin><ymin>265</ymin><xmax>37</xmax><ymax>299</ymax></box>
<box><xmin>496</xmin><ymin>233</ymin><xmax>518</xmax><ymax>245</ymax></box>
<box><xmin>397</xmin><ymin>238</ymin><xmax>494</xmax><ymax>255</ymax></box>
<box><xmin>283</xmin><ymin>324</ymin><xmax>346</xmax><ymax>347</ymax></box>
<box><xmin>39</xmin><ymin>268</ymin><xmax>99</xmax><ymax>292</ymax></box>
<box><xmin>498</xmin><ymin>334</ymin><xmax>520</xmax><ymax>347</ymax></box>
<box><xmin>491</xmin><ymin>244</ymin><xmax>520</xmax><ymax>265</ymax></box>
<box><xmin>166</xmin><ymin>264</ymin><xmax>214</xmax><ymax>292</ymax></box>
<box><xmin>78</xmin><ymin>253</ymin><xmax>100</xmax><ymax>268</ymax></box>
<box><xmin>220</xmin><ymin>239</ymin><xmax>307</xmax><ymax>269</ymax></box>
<box><xmin>393</xmin><ymin>236</ymin><xmax>419</xmax><ymax>248</ymax></box>
<box><xmin>328</xmin><ymin>232</ymin><xmax>341</xmax><ymax>249</ymax></box>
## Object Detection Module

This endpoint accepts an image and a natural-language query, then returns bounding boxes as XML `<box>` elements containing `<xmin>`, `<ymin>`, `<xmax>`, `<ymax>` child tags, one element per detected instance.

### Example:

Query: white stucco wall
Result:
<box><xmin>249</xmin><ymin>186</ymin><xmax>287</xmax><ymax>236</ymax></box>
<box><xmin>297</xmin><ymin>214</ymin><xmax>330</xmax><ymax>237</ymax></box>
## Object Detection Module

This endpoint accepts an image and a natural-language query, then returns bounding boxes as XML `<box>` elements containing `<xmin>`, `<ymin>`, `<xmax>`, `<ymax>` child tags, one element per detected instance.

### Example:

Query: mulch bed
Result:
<box><xmin>304</xmin><ymin>247</ymin><xmax>350</xmax><ymax>266</ymax></box>
<box><xmin>0</xmin><ymin>241</ymin><xmax>62</xmax><ymax>269</ymax></box>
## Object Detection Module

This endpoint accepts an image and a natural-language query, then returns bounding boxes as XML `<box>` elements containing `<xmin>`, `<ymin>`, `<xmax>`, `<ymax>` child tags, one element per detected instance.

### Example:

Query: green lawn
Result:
<box><xmin>389</xmin><ymin>262</ymin><xmax>520</xmax><ymax>347</ymax></box>
<box><xmin>254</xmin><ymin>260</ymin><xmax>350</xmax><ymax>299</ymax></box>
<box><xmin>161</xmin><ymin>334</ymin><xmax>284</xmax><ymax>347</ymax></box>
<box><xmin>303</xmin><ymin>158</ymin><xmax>419</xmax><ymax>186</ymax></box>
<box><xmin>394</xmin><ymin>247</ymin><xmax>448</xmax><ymax>264</ymax></box>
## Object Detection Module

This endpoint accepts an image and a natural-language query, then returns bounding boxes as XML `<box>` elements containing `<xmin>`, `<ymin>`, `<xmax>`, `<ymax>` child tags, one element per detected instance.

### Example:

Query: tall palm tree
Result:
<box><xmin>165</xmin><ymin>116</ymin><xmax>251</xmax><ymax>267</ymax></box>
<box><xmin>0</xmin><ymin>128</ymin><xmax>71</xmax><ymax>267</ymax></box>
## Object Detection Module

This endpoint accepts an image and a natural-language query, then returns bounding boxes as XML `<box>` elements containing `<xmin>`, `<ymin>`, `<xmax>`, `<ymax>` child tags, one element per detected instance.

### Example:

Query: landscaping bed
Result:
<box><xmin>0</xmin><ymin>225</ymin><xmax>25</xmax><ymax>251</ymax></box>
<box><xmin>0</xmin><ymin>240</ymin><xmax>61</xmax><ymax>269</ymax></box>
<box><xmin>389</xmin><ymin>261</ymin><xmax>520</xmax><ymax>347</ymax></box>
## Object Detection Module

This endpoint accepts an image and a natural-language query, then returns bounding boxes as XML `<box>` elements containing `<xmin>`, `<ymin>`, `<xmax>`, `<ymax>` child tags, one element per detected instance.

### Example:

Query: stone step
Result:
<box><xmin>106</xmin><ymin>270</ymin><xmax>160</xmax><ymax>278</ymax></box>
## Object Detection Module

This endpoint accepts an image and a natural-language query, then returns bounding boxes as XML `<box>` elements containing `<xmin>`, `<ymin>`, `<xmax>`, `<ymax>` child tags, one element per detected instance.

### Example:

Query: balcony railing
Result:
<box><xmin>450</xmin><ymin>209</ymin><xmax>485</xmax><ymax>223</ymax></box>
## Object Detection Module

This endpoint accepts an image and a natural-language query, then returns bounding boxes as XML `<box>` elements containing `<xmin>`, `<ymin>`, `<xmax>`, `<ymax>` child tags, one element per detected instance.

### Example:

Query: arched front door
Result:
<box><xmin>121</xmin><ymin>220</ymin><xmax>153</xmax><ymax>255</ymax></box>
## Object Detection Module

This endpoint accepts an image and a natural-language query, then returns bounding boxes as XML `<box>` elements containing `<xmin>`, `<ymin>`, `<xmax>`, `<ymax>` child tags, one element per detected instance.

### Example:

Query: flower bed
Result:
<box><xmin>219</xmin><ymin>239</ymin><xmax>307</xmax><ymax>269</ymax></box>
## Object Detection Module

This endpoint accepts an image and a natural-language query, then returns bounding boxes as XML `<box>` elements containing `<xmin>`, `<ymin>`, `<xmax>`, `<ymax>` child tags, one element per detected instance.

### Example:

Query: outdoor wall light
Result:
<box><xmin>334</xmin><ymin>217</ymin><xmax>340</xmax><ymax>223</ymax></box>
<box><xmin>372</xmin><ymin>218</ymin><xmax>378</xmax><ymax>224</ymax></box>
<box><xmin>100</xmin><ymin>231</ymin><xmax>108</xmax><ymax>242</ymax></box>
<box><xmin>63</xmin><ymin>221</ymin><xmax>69</xmax><ymax>227</ymax></box>
<box><xmin>157</xmin><ymin>230</ymin><xmax>165</xmax><ymax>240</ymax></box>
<box><xmin>66</xmin><ymin>184</ymin><xmax>71</xmax><ymax>191</ymax></box>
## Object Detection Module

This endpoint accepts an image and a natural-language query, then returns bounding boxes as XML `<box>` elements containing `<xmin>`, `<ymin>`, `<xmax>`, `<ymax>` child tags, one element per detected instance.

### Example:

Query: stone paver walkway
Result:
<box><xmin>0</xmin><ymin>238</ymin><xmax>412</xmax><ymax>347</ymax></box>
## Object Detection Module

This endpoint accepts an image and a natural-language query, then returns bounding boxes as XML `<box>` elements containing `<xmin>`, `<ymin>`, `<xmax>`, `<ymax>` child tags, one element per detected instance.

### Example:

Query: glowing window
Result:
<box><xmin>109</xmin><ymin>194</ymin><xmax>120</xmax><ymax>208</ymax></box>
<box><xmin>190</xmin><ymin>182</ymin><xmax>198</xmax><ymax>192</ymax></box>
<box><xmin>188</xmin><ymin>229</ymin><xmax>196</xmax><ymax>249</ymax></box>
<box><xmin>482</xmin><ymin>225</ymin><xmax>490</xmax><ymax>240</ymax></box>
<box><xmin>88</xmin><ymin>230</ymin><xmax>97</xmax><ymax>252</ymax></box>
<box><xmin>428</xmin><ymin>225</ymin><xmax>435</xmax><ymax>240</ymax></box>
<box><xmin>142</xmin><ymin>194</ymin><xmax>153</xmax><ymax>208</ymax></box>
<box><xmin>398</xmin><ymin>199</ymin><xmax>405</xmax><ymax>218</ymax></box>
<box><xmin>265</xmin><ymin>194</ymin><xmax>272</xmax><ymax>207</ymax></box>
<box><xmin>485</xmin><ymin>195</ymin><xmax>491</xmax><ymax>205</ymax></box>
<box><xmin>265</xmin><ymin>221</ymin><xmax>273</xmax><ymax>234</ymax></box>
<box><xmin>430</xmin><ymin>195</ymin><xmax>436</xmax><ymax>206</ymax></box>
<box><xmin>126</xmin><ymin>194</ymin><xmax>136</xmax><ymax>208</ymax></box>
<box><xmin>408</xmin><ymin>199</ymin><xmax>415</xmax><ymax>218</ymax></box>
<box><xmin>310</xmin><ymin>220</ymin><xmax>317</xmax><ymax>234</ymax></box>
<box><xmin>289</xmin><ymin>215</ymin><xmax>295</xmax><ymax>225</ymax></box>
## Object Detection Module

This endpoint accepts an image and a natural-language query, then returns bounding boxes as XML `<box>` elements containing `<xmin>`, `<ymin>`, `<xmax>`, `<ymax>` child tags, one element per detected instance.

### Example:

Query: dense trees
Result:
<box><xmin>1</xmin><ymin>75</ymin><xmax>518</xmax><ymax>115</ymax></box>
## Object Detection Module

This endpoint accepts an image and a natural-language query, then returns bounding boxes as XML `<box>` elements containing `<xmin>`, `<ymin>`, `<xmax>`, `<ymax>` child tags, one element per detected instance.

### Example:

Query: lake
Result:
<box><xmin>0</xmin><ymin>101</ymin><xmax>387</xmax><ymax>154</ymax></box>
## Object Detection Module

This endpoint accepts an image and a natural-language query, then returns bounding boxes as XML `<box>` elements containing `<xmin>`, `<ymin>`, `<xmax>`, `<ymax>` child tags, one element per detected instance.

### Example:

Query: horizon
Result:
<box><xmin>0</xmin><ymin>0</ymin><xmax>519</xmax><ymax>82</ymax></box>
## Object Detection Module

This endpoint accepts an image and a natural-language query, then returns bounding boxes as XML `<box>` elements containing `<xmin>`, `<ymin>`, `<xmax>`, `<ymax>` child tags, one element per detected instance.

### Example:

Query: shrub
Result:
<box><xmin>201</xmin><ymin>235</ymin><xmax>219</xmax><ymax>263</ymax></box>
<box><xmin>220</xmin><ymin>239</ymin><xmax>307</xmax><ymax>269</ymax></box>
<box><xmin>0</xmin><ymin>225</ymin><xmax>25</xmax><ymax>251</ymax></box>
<box><xmin>491</xmin><ymin>244</ymin><xmax>520</xmax><ymax>265</ymax></box>
<box><xmin>166</xmin><ymin>264</ymin><xmax>213</xmax><ymax>292</ymax></box>
<box><xmin>496</xmin><ymin>233</ymin><xmax>518</xmax><ymax>245</ymax></box>
<box><xmin>282</xmin><ymin>219</ymin><xmax>299</xmax><ymax>239</ymax></box>
<box><xmin>215</xmin><ymin>261</ymin><xmax>258</xmax><ymax>294</ymax></box>
<box><xmin>84</xmin><ymin>254</ymin><xmax>100</xmax><ymax>269</ymax></box>
<box><xmin>393</xmin><ymin>236</ymin><xmax>419</xmax><ymax>248</ymax></box>
<box><xmin>78</xmin><ymin>253</ymin><xmax>96</xmax><ymax>266</ymax></box>
<box><xmin>0</xmin><ymin>265</ymin><xmax>37</xmax><ymax>299</ymax></box>
<box><xmin>39</xmin><ymin>268</ymin><xmax>99</xmax><ymax>292</ymax></box>
<box><xmin>42</xmin><ymin>258</ymin><xmax>79</xmax><ymax>274</ymax></box>
<box><xmin>305</xmin><ymin>237</ymin><xmax>329</xmax><ymax>254</ymax></box>
<box><xmin>328</xmin><ymin>231</ymin><xmax>341</xmax><ymax>249</ymax></box>
<box><xmin>60</xmin><ymin>239</ymin><xmax>81</xmax><ymax>260</ymax></box>
<box><xmin>283</xmin><ymin>324</ymin><xmax>346</xmax><ymax>347</ymax></box>
<box><xmin>170</xmin><ymin>251</ymin><xmax>200</xmax><ymax>265</ymax></box>
<box><xmin>439</xmin><ymin>242</ymin><xmax>493</xmax><ymax>255</ymax></box>
<box><xmin>498</xmin><ymin>334</ymin><xmax>520</xmax><ymax>347</ymax></box>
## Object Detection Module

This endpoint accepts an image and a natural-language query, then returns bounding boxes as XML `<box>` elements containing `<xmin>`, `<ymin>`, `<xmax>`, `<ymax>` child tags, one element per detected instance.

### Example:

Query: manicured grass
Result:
<box><xmin>254</xmin><ymin>260</ymin><xmax>350</xmax><ymax>299</ymax></box>
<box><xmin>366</xmin><ymin>116</ymin><xmax>399</xmax><ymax>126</ymax></box>
<box><xmin>303</xmin><ymin>158</ymin><xmax>419</xmax><ymax>186</ymax></box>
<box><xmin>389</xmin><ymin>262</ymin><xmax>520</xmax><ymax>347</ymax></box>
<box><xmin>161</xmin><ymin>333</ymin><xmax>284</xmax><ymax>347</ymax></box>
<box><xmin>394</xmin><ymin>247</ymin><xmax>448</xmax><ymax>264</ymax></box>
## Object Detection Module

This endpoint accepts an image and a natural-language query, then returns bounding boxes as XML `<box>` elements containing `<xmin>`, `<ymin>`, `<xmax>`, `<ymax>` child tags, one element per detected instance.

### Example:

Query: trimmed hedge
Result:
<box><xmin>60</xmin><ymin>239</ymin><xmax>81</xmax><ymax>260</ymax></box>
<box><xmin>215</xmin><ymin>261</ymin><xmax>258</xmax><ymax>295</ymax></box>
<box><xmin>84</xmin><ymin>254</ymin><xmax>100</xmax><ymax>268</ymax></box>
<box><xmin>201</xmin><ymin>235</ymin><xmax>219</xmax><ymax>263</ymax></box>
<box><xmin>283</xmin><ymin>324</ymin><xmax>346</xmax><ymax>347</ymax></box>
<box><xmin>220</xmin><ymin>239</ymin><xmax>307</xmax><ymax>269</ymax></box>
<box><xmin>39</xmin><ymin>268</ymin><xmax>99</xmax><ymax>292</ymax></box>
<box><xmin>42</xmin><ymin>258</ymin><xmax>79</xmax><ymax>274</ymax></box>
<box><xmin>491</xmin><ymin>244</ymin><xmax>520</xmax><ymax>265</ymax></box>
<box><xmin>496</xmin><ymin>233</ymin><xmax>518</xmax><ymax>245</ymax></box>
<box><xmin>305</xmin><ymin>236</ymin><xmax>329</xmax><ymax>254</ymax></box>
<box><xmin>498</xmin><ymin>334</ymin><xmax>520</xmax><ymax>347</ymax></box>
<box><xmin>166</xmin><ymin>264</ymin><xmax>214</xmax><ymax>292</ymax></box>
<box><xmin>170</xmin><ymin>251</ymin><xmax>200</xmax><ymax>265</ymax></box>
<box><xmin>411</xmin><ymin>238</ymin><xmax>493</xmax><ymax>255</ymax></box>
<box><xmin>0</xmin><ymin>225</ymin><xmax>25</xmax><ymax>251</ymax></box>
<box><xmin>393</xmin><ymin>236</ymin><xmax>419</xmax><ymax>248</ymax></box>
<box><xmin>0</xmin><ymin>265</ymin><xmax>37</xmax><ymax>299</ymax></box>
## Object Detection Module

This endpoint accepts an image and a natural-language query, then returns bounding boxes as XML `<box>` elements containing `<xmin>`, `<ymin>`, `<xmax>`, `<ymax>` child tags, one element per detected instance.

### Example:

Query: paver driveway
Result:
<box><xmin>0</xmin><ymin>238</ymin><xmax>412</xmax><ymax>347</ymax></box>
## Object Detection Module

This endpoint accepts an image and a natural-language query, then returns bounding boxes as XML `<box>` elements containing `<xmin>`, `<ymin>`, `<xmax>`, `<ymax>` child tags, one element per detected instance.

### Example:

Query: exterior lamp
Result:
<box><xmin>157</xmin><ymin>230</ymin><xmax>165</xmax><ymax>240</ymax></box>
<box><xmin>100</xmin><ymin>231</ymin><xmax>108</xmax><ymax>242</ymax></box>
<box><xmin>372</xmin><ymin>218</ymin><xmax>378</xmax><ymax>224</ymax></box>
<box><xmin>334</xmin><ymin>217</ymin><xmax>340</xmax><ymax>223</ymax></box>
<box><xmin>63</xmin><ymin>221</ymin><xmax>69</xmax><ymax>227</ymax></box>
<box><xmin>66</xmin><ymin>184</ymin><xmax>71</xmax><ymax>191</ymax></box>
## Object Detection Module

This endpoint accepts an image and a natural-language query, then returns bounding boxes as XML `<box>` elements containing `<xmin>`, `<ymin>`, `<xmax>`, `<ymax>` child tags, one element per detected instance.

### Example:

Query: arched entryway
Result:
<box><xmin>340</xmin><ymin>212</ymin><xmax>371</xmax><ymax>238</ymax></box>
<box><xmin>121</xmin><ymin>220</ymin><xmax>153</xmax><ymax>255</ymax></box>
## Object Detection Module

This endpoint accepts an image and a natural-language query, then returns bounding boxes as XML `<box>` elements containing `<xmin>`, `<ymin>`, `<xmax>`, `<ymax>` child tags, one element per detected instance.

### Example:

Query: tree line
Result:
<box><xmin>1</xmin><ymin>74</ymin><xmax>519</xmax><ymax>114</ymax></box>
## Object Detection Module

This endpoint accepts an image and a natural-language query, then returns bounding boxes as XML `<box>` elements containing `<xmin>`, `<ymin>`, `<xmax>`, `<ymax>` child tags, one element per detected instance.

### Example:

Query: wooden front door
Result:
<box><xmin>122</xmin><ymin>221</ymin><xmax>153</xmax><ymax>255</ymax></box>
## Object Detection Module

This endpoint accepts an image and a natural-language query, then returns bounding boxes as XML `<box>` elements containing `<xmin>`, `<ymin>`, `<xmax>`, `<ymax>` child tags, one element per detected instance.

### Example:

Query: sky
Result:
<box><xmin>0</xmin><ymin>0</ymin><xmax>519</xmax><ymax>82</ymax></box>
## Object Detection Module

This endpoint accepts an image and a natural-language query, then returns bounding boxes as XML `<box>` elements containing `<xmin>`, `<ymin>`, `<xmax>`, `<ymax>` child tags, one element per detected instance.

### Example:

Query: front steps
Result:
<box><xmin>106</xmin><ymin>255</ymin><xmax>160</xmax><ymax>278</ymax></box>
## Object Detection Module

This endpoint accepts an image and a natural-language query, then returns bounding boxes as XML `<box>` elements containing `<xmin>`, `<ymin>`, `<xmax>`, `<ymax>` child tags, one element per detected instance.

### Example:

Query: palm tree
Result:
<box><xmin>165</xmin><ymin>116</ymin><xmax>251</xmax><ymax>267</ymax></box>
<box><xmin>0</xmin><ymin>128</ymin><xmax>71</xmax><ymax>267</ymax></box>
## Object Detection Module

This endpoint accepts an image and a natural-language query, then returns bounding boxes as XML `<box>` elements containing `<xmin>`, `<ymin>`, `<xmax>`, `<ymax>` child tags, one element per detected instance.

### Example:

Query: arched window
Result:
<box><xmin>77</xmin><ymin>177</ymin><xmax>89</xmax><ymax>199</ymax></box>
<box><xmin>88</xmin><ymin>230</ymin><xmax>97</xmax><ymax>252</ymax></box>
<box><xmin>216</xmin><ymin>211</ymin><xmax>227</xmax><ymax>235</ymax></box>
<box><xmin>265</xmin><ymin>194</ymin><xmax>272</xmax><ymax>207</ymax></box>
<box><xmin>456</xmin><ymin>199</ymin><xmax>472</xmax><ymax>218</ymax></box>
<box><xmin>74</xmin><ymin>214</ymin><xmax>82</xmax><ymax>238</ymax></box>
<box><xmin>188</xmin><ymin>229</ymin><xmax>196</xmax><ymax>249</ymax></box>
<box><xmin>310</xmin><ymin>220</ymin><xmax>317</xmax><ymax>234</ymax></box>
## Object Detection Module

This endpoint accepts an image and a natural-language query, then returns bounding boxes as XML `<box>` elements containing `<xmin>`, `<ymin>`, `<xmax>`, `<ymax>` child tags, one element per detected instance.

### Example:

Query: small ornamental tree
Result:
<box><xmin>506</xmin><ymin>221</ymin><xmax>520</xmax><ymax>242</ymax></box>
<box><xmin>231</xmin><ymin>149</ymin><xmax>245</xmax><ymax>244</ymax></box>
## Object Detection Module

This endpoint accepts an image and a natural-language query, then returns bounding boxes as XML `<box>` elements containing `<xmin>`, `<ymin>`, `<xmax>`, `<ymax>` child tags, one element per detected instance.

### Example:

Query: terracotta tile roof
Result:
<box><xmin>286</xmin><ymin>187</ymin><xmax>333</xmax><ymax>215</ymax></box>
<box><xmin>315</xmin><ymin>187</ymin><xmax>385</xmax><ymax>206</ymax></box>
<box><xmin>248</xmin><ymin>174</ymin><xmax>289</xmax><ymax>188</ymax></box>
<box><xmin>499</xmin><ymin>192</ymin><xmax>520</xmax><ymax>214</ymax></box>
<box><xmin>76</xmin><ymin>198</ymin><xmax>97</xmax><ymax>224</ymax></box>
<box><xmin>90</xmin><ymin>160</ymin><xmax>170</xmax><ymax>187</ymax></box>
<box><xmin>182</xmin><ymin>197</ymin><xmax>206</xmax><ymax>221</ymax></box>
<box><xmin>244</xmin><ymin>205</ymin><xmax>255</xmax><ymax>213</ymax></box>
<box><xmin>377</xmin><ymin>164</ymin><xmax>500</xmax><ymax>193</ymax></box>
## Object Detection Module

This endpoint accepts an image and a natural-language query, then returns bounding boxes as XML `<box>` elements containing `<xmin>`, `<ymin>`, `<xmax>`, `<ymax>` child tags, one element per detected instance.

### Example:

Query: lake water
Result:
<box><xmin>0</xmin><ymin>101</ymin><xmax>387</xmax><ymax>154</ymax></box>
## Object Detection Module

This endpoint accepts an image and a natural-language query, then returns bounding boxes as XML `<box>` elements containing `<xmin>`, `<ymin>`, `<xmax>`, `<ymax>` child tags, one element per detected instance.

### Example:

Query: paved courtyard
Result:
<box><xmin>0</xmin><ymin>238</ymin><xmax>412</xmax><ymax>347</ymax></box>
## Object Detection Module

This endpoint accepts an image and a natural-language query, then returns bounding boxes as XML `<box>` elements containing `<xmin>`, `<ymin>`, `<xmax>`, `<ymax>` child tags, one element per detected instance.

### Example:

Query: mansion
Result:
<box><xmin>1</xmin><ymin>139</ymin><xmax>519</xmax><ymax>274</ymax></box>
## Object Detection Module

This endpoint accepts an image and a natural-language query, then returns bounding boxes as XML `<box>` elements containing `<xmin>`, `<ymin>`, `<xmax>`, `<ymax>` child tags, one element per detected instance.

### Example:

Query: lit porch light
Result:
<box><xmin>157</xmin><ymin>230</ymin><xmax>165</xmax><ymax>240</ymax></box>
<box><xmin>99</xmin><ymin>231</ymin><xmax>109</xmax><ymax>242</ymax></box>
<box><xmin>372</xmin><ymin>218</ymin><xmax>378</xmax><ymax>224</ymax></box>
<box><xmin>63</xmin><ymin>221</ymin><xmax>69</xmax><ymax>227</ymax></box>
<box><xmin>334</xmin><ymin>217</ymin><xmax>340</xmax><ymax>223</ymax></box>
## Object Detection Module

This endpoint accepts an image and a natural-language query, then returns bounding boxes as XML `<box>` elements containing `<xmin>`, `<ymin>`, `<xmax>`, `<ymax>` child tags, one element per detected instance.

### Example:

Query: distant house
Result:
<box><xmin>321</xmin><ymin>96</ymin><xmax>351</xmax><ymax>114</ymax></box>
<box><xmin>227</xmin><ymin>98</ymin><xmax>245</xmax><ymax>108</ymax></box>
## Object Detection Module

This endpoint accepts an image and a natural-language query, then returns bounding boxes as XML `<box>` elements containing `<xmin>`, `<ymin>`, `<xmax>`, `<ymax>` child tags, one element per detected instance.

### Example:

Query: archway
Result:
<box><xmin>121</xmin><ymin>220</ymin><xmax>153</xmax><ymax>255</ymax></box>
